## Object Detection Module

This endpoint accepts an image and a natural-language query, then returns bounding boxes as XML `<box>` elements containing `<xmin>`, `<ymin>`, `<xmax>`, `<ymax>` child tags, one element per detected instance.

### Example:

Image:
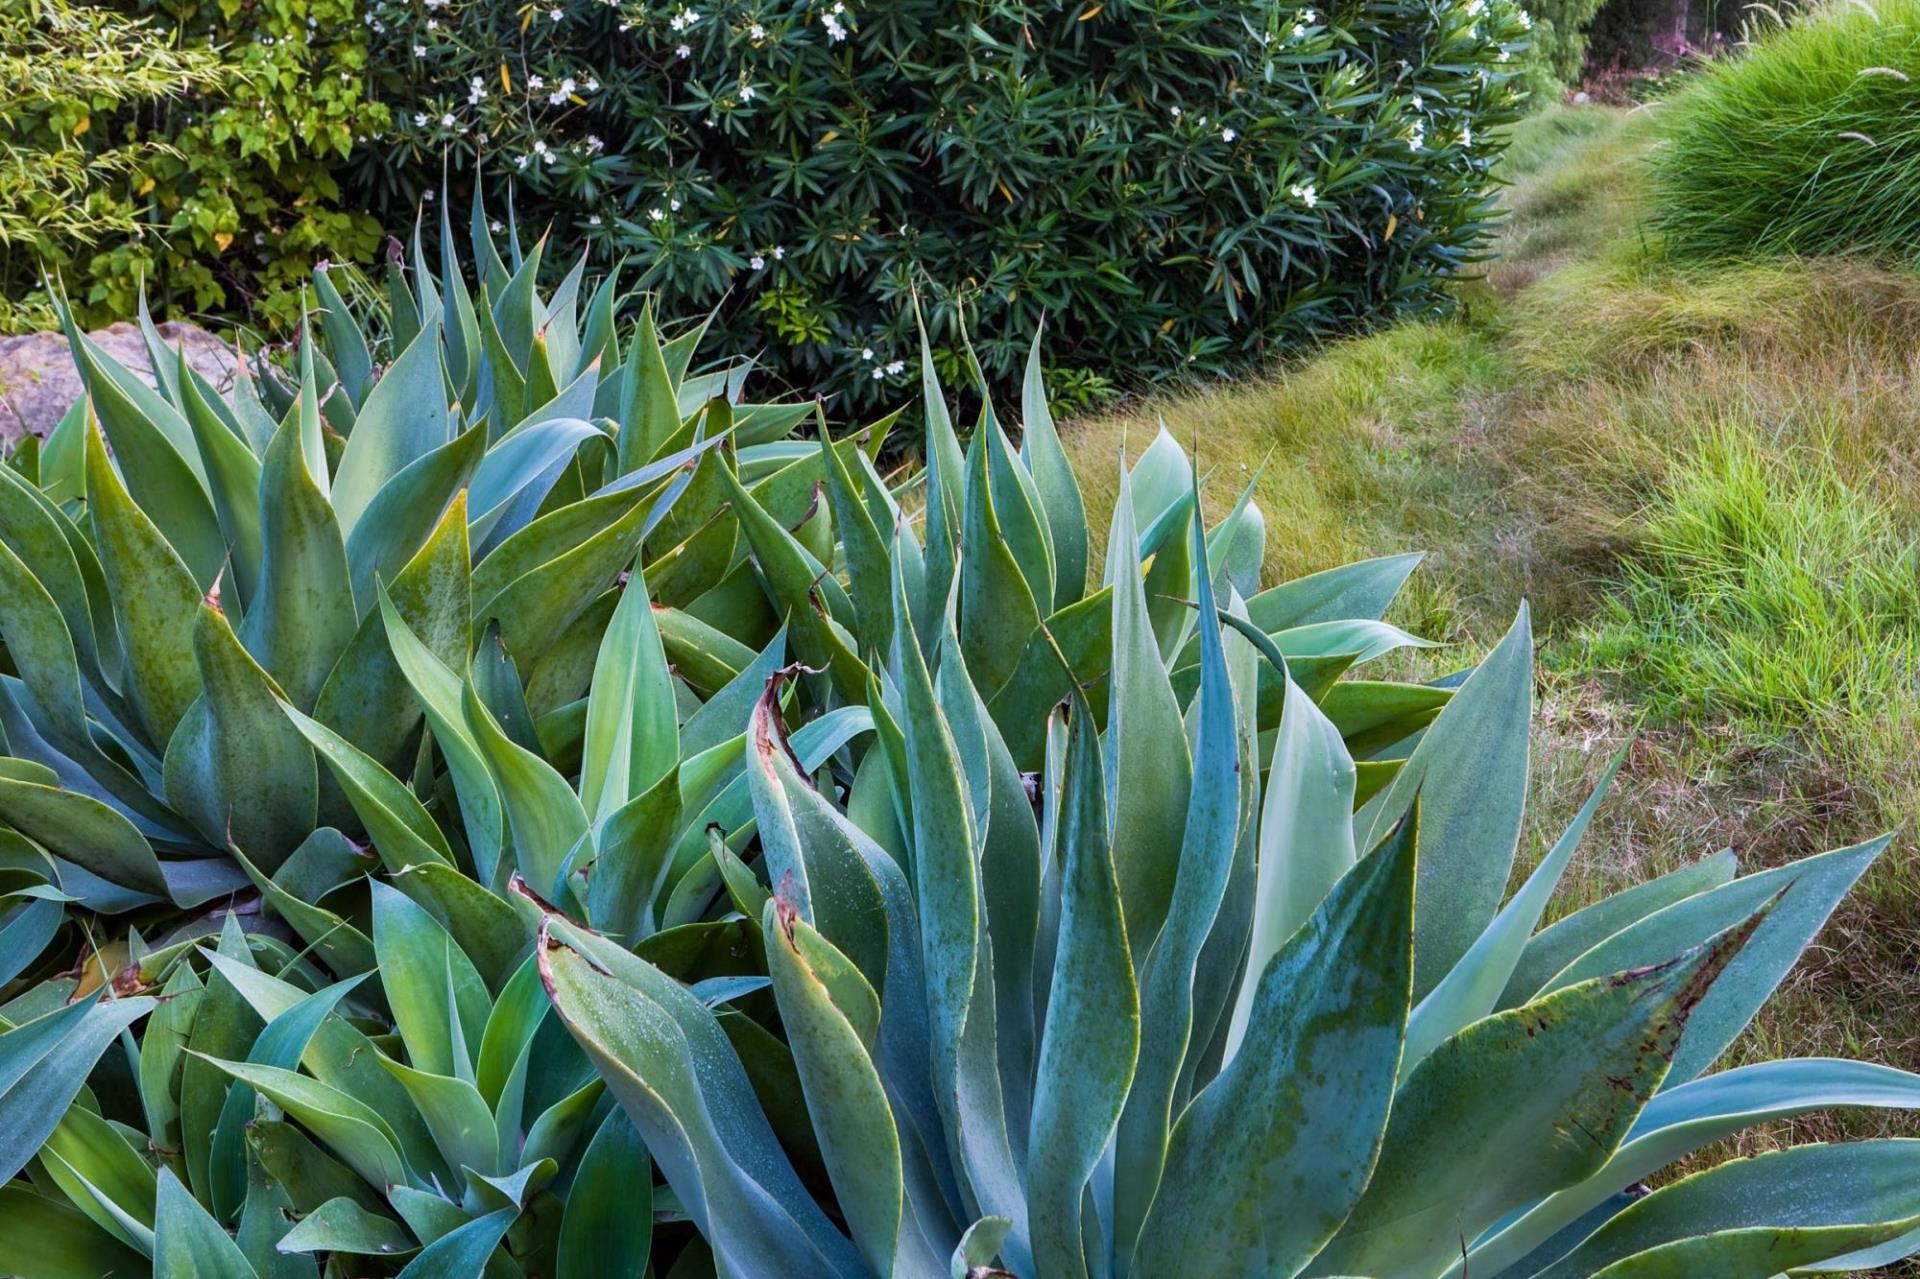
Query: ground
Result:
<box><xmin>1064</xmin><ymin>103</ymin><xmax>1920</xmax><ymax>1174</ymax></box>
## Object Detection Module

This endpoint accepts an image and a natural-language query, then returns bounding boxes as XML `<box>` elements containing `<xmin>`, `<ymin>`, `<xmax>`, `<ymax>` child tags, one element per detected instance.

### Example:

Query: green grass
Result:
<box><xmin>1650</xmin><ymin>0</ymin><xmax>1920</xmax><ymax>261</ymax></box>
<box><xmin>1062</xmin><ymin>102</ymin><xmax>1920</xmax><ymax>1189</ymax></box>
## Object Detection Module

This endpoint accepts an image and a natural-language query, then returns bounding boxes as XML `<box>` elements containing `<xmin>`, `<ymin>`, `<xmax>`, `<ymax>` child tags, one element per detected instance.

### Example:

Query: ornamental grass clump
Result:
<box><xmin>1651</xmin><ymin>0</ymin><xmax>1920</xmax><ymax>262</ymax></box>
<box><xmin>357</xmin><ymin>0</ymin><xmax>1533</xmax><ymax>410</ymax></box>
<box><xmin>0</xmin><ymin>203</ymin><xmax>1917</xmax><ymax>1276</ymax></box>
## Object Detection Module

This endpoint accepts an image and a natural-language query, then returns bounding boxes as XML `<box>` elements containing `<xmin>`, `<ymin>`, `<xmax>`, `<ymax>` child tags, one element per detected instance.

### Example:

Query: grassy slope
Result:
<box><xmin>1065</xmin><ymin>103</ymin><xmax>1920</xmax><ymax>1162</ymax></box>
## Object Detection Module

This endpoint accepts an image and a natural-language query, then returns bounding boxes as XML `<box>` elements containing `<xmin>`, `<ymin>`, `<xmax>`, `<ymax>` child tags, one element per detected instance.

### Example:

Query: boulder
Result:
<box><xmin>0</xmin><ymin>322</ymin><xmax>235</xmax><ymax>445</ymax></box>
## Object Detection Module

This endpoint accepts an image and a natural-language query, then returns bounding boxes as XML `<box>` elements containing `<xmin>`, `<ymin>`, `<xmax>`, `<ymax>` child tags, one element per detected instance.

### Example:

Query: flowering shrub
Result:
<box><xmin>357</xmin><ymin>0</ymin><xmax>1532</xmax><ymax>409</ymax></box>
<box><xmin>4</xmin><ymin>0</ymin><xmax>389</xmax><ymax>334</ymax></box>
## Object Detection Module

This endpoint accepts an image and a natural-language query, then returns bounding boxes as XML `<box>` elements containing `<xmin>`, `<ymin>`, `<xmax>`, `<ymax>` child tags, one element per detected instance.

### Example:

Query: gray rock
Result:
<box><xmin>0</xmin><ymin>321</ymin><xmax>235</xmax><ymax>445</ymax></box>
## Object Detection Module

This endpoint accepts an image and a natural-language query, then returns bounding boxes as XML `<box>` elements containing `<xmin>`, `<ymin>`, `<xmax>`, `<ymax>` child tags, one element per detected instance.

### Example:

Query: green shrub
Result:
<box><xmin>3</xmin><ymin>0</ymin><xmax>390</xmax><ymax>334</ymax></box>
<box><xmin>0</xmin><ymin>0</ymin><xmax>227</xmax><ymax>332</ymax></box>
<box><xmin>1650</xmin><ymin>0</ymin><xmax>1920</xmax><ymax>261</ymax></box>
<box><xmin>355</xmin><ymin>0</ymin><xmax>1532</xmax><ymax>410</ymax></box>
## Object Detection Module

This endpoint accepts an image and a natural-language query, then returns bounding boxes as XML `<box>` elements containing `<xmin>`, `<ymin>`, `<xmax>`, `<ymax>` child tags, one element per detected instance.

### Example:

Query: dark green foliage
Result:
<box><xmin>356</xmin><ymin>0</ymin><xmax>1531</xmax><ymax>409</ymax></box>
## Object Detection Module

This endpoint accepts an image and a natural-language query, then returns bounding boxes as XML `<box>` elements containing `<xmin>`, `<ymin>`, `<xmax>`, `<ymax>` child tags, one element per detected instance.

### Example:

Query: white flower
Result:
<box><xmin>860</xmin><ymin>347</ymin><xmax>874</xmax><ymax>360</ymax></box>
<box><xmin>749</xmin><ymin>22</ymin><xmax>766</xmax><ymax>39</ymax></box>
<box><xmin>412</xmin><ymin>43</ymin><xmax>427</xmax><ymax>56</ymax></box>
<box><xmin>1465</xmin><ymin>0</ymin><xmax>1486</xmax><ymax>15</ymax></box>
<box><xmin>469</xmin><ymin>77</ymin><xmax>487</xmax><ymax>103</ymax></box>
<box><xmin>740</xmin><ymin>83</ymin><xmax>756</xmax><ymax>101</ymax></box>
<box><xmin>1222</xmin><ymin>126</ymin><xmax>1237</xmax><ymax>142</ymax></box>
<box><xmin>772</xmin><ymin>245</ymin><xmax>785</xmax><ymax>259</ymax></box>
<box><xmin>1459</xmin><ymin>126</ymin><xmax>1472</xmax><ymax>147</ymax></box>
<box><xmin>1288</xmin><ymin>182</ymin><xmax>1318</xmax><ymax>208</ymax></box>
<box><xmin>490</xmin><ymin>219</ymin><xmax>504</xmax><ymax>231</ymax></box>
<box><xmin>824</xmin><ymin>13</ymin><xmax>847</xmax><ymax>40</ymax></box>
<box><xmin>1302</xmin><ymin>7</ymin><xmax>1318</xmax><ymax>20</ymax></box>
<box><xmin>649</xmin><ymin>208</ymin><xmax>666</xmax><ymax>221</ymax></box>
<box><xmin>515</xmin><ymin>154</ymin><xmax>532</xmax><ymax>170</ymax></box>
<box><xmin>533</xmin><ymin>139</ymin><xmax>554</xmax><ymax>160</ymax></box>
<box><xmin>425</xmin><ymin>17</ymin><xmax>438</xmax><ymax>27</ymax></box>
<box><xmin>870</xmin><ymin>368</ymin><xmax>884</xmax><ymax>380</ymax></box>
<box><xmin>1497</xmin><ymin>47</ymin><xmax>1511</xmax><ymax>59</ymax></box>
<box><xmin>440</xmin><ymin>112</ymin><xmax>455</xmax><ymax>127</ymax></box>
<box><xmin>677</xmin><ymin>42</ymin><xmax>693</xmax><ymax>57</ymax></box>
<box><xmin>422</xmin><ymin>189</ymin><xmax>436</xmax><ymax>201</ymax></box>
<box><xmin>586</xmin><ymin>134</ymin><xmax>605</xmax><ymax>151</ymax></box>
<box><xmin>749</xmin><ymin>254</ymin><xmax>766</xmax><ymax>269</ymax></box>
<box><xmin>885</xmin><ymin>359</ymin><xmax>905</xmax><ymax>375</ymax></box>
<box><xmin>589</xmin><ymin>214</ymin><xmax>602</xmax><ymax>226</ymax></box>
<box><xmin>550</xmin><ymin>6</ymin><xmax>564</xmax><ymax>19</ymax></box>
<box><xmin>1170</xmin><ymin>105</ymin><xmax>1182</xmax><ymax>118</ymax></box>
<box><xmin>1291</xmin><ymin>22</ymin><xmax>1306</xmax><ymax>38</ymax></box>
<box><xmin>584</xmin><ymin>76</ymin><xmax>599</xmax><ymax>91</ymax></box>
<box><xmin>414</xmin><ymin>112</ymin><xmax>428</xmax><ymax>126</ymax></box>
<box><xmin>1517</xmin><ymin>9</ymin><xmax>1532</xmax><ymax>27</ymax></box>
<box><xmin>670</xmin><ymin>197</ymin><xmax>682</xmax><ymax>210</ymax></box>
<box><xmin>529</xmin><ymin>74</ymin><xmax>546</xmax><ymax>90</ymax></box>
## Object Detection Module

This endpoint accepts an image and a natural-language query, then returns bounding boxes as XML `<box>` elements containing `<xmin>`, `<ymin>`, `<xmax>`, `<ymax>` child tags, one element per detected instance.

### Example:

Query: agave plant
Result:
<box><xmin>529</xmin><ymin>366</ymin><xmax>1920</xmax><ymax>1277</ymax></box>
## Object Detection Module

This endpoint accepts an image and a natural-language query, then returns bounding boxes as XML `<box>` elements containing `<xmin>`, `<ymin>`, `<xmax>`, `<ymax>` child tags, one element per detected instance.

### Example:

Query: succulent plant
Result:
<box><xmin>529</xmin><ymin>362</ymin><xmax>1920</xmax><ymax>1278</ymax></box>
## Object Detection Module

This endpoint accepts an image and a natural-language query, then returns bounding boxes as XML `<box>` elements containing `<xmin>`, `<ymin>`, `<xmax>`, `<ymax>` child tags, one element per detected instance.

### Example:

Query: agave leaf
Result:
<box><xmin>231</xmin><ymin>843</ymin><xmax>374</xmax><ymax>979</ymax></box>
<box><xmin>393</xmin><ymin>1205</ymin><xmax>517</xmax><ymax>1279</ymax></box>
<box><xmin>1499</xmin><ymin>849</ymin><xmax>1738</xmax><ymax>1010</ymax></box>
<box><xmin>1309</xmin><ymin>908</ymin><xmax>1764</xmax><ymax>1278</ymax></box>
<box><xmin>818</xmin><ymin>428</ymin><xmax>894</xmax><ymax>657</ymax></box>
<box><xmin>1028</xmin><ymin>690</ymin><xmax>1138</xmax><ymax>1279</ymax></box>
<box><xmin>1019</xmin><ymin>330</ymin><xmax>1088</xmax><ymax>611</ymax></box>
<box><xmin>284</xmin><ymin>707</ymin><xmax>454</xmax><ymax>872</ymax></box>
<box><xmin>378</xmin><ymin>587</ymin><xmax>505</xmax><ymax>885</ymax></box>
<box><xmin>556</xmin><ymin>1109</ymin><xmax>651</xmax><ymax>1279</ymax></box>
<box><xmin>66</xmin><ymin>337</ymin><xmax>225</xmax><ymax>587</ymax></box>
<box><xmin>587</xmin><ymin>769</ymin><xmax>682</xmax><ymax>942</ymax></box>
<box><xmin>763</xmin><ymin>899</ymin><xmax>904</xmax><ymax>1277</ymax></box>
<box><xmin>392</xmin><ymin>861</ymin><xmax>532</xmax><ymax>994</ymax></box>
<box><xmin>0</xmin><ymin>763</ymin><xmax>165</xmax><ymax>896</ymax></box>
<box><xmin>238</xmin><ymin>411</ymin><xmax>356</xmax><ymax>712</ymax></box>
<box><xmin>1467</xmin><ymin>1059</ymin><xmax>1920</xmax><ymax>1276</ymax></box>
<box><xmin>1400</xmin><ymin>744</ymin><xmax>1628</xmax><ymax>1078</ymax></box>
<box><xmin>36</xmin><ymin>1090</ymin><xmax>158</xmax><ymax>1252</ymax></box>
<box><xmin>475</xmin><ymin>474</ymin><xmax>653</xmax><ymax>662</ymax></box>
<box><xmin>177</xmin><ymin>356</ymin><xmax>265</xmax><ymax>609</ymax></box>
<box><xmin>1222</xmin><ymin>669</ymin><xmax>1356</xmax><ymax>1061</ymax></box>
<box><xmin>1103</xmin><ymin>462</ymin><xmax>1191</xmax><ymax>958</ymax></box>
<box><xmin>0</xmin><ymin>994</ymin><xmax>156</xmax><ymax>1183</ymax></box>
<box><xmin>0</xmin><ymin>1181</ymin><xmax>149</xmax><ymax>1277</ymax></box>
<box><xmin>180</xmin><ymin>924</ymin><xmax>262</xmax><ymax>1203</ymax></box>
<box><xmin>1539</xmin><ymin>836</ymin><xmax>1885</xmax><ymax>1086</ymax></box>
<box><xmin>537</xmin><ymin>913</ymin><xmax>868</xmax><ymax>1277</ymax></box>
<box><xmin>329</xmin><ymin>318</ymin><xmax>449</xmax><ymax>538</ymax></box>
<box><xmin>194</xmin><ymin>1058</ymin><xmax>409</xmax><ymax>1193</ymax></box>
<box><xmin>81</xmin><ymin>420</ymin><xmax>202</xmax><ymax>746</ymax></box>
<box><xmin>958</xmin><ymin>428</ymin><xmax>1045</xmax><ymax>700</ymax></box>
<box><xmin>275</xmin><ymin>1195</ymin><xmax>418</xmax><ymax>1257</ymax></box>
<box><xmin>614</xmin><ymin>301</ymin><xmax>680</xmax><ymax>474</ymax></box>
<box><xmin>207</xmin><ymin>975</ymin><xmax>367</xmax><ymax>1221</ymax></box>
<box><xmin>1113</xmin><ymin>509</ymin><xmax>1239</xmax><ymax>1264</ymax></box>
<box><xmin>462</xmin><ymin>677</ymin><xmax>590</xmax><ymax>902</ymax></box>
<box><xmin>0</xmin><ymin>467</ymin><xmax>103</xmax><ymax>685</ymax></box>
<box><xmin>371</xmin><ymin>879</ymin><xmax>491</xmax><ymax>1081</ymax></box>
<box><xmin>1532</xmin><ymin>1140</ymin><xmax>1920</xmax><ymax>1279</ymax></box>
<box><xmin>0</xmin><ymin>894</ymin><xmax>61</xmax><ymax>988</ymax></box>
<box><xmin>1356</xmin><ymin>604</ymin><xmax>1532</xmax><ymax>1000</ymax></box>
<box><xmin>162</xmin><ymin>601</ymin><xmax>318</xmax><ymax>870</ymax></box>
<box><xmin>1243</xmin><ymin>551</ymin><xmax>1424</xmax><ymax>632</ymax></box>
<box><xmin>379</xmin><ymin>1055</ymin><xmax>500</xmax><ymax>1183</ymax></box>
<box><xmin>579</xmin><ymin>571</ymin><xmax>677</xmax><ymax>824</ymax></box>
<box><xmin>344</xmin><ymin>422</ymin><xmax>486</xmax><ymax>616</ymax></box>
<box><xmin>1133</xmin><ymin>809</ymin><xmax>1417</xmax><ymax>1279</ymax></box>
<box><xmin>154</xmin><ymin>1168</ymin><xmax>257</xmax><ymax>1279</ymax></box>
<box><xmin>916</xmin><ymin>308</ymin><xmax>965</xmax><ymax>645</ymax></box>
<box><xmin>313</xmin><ymin>490</ymin><xmax>471</xmax><ymax>774</ymax></box>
